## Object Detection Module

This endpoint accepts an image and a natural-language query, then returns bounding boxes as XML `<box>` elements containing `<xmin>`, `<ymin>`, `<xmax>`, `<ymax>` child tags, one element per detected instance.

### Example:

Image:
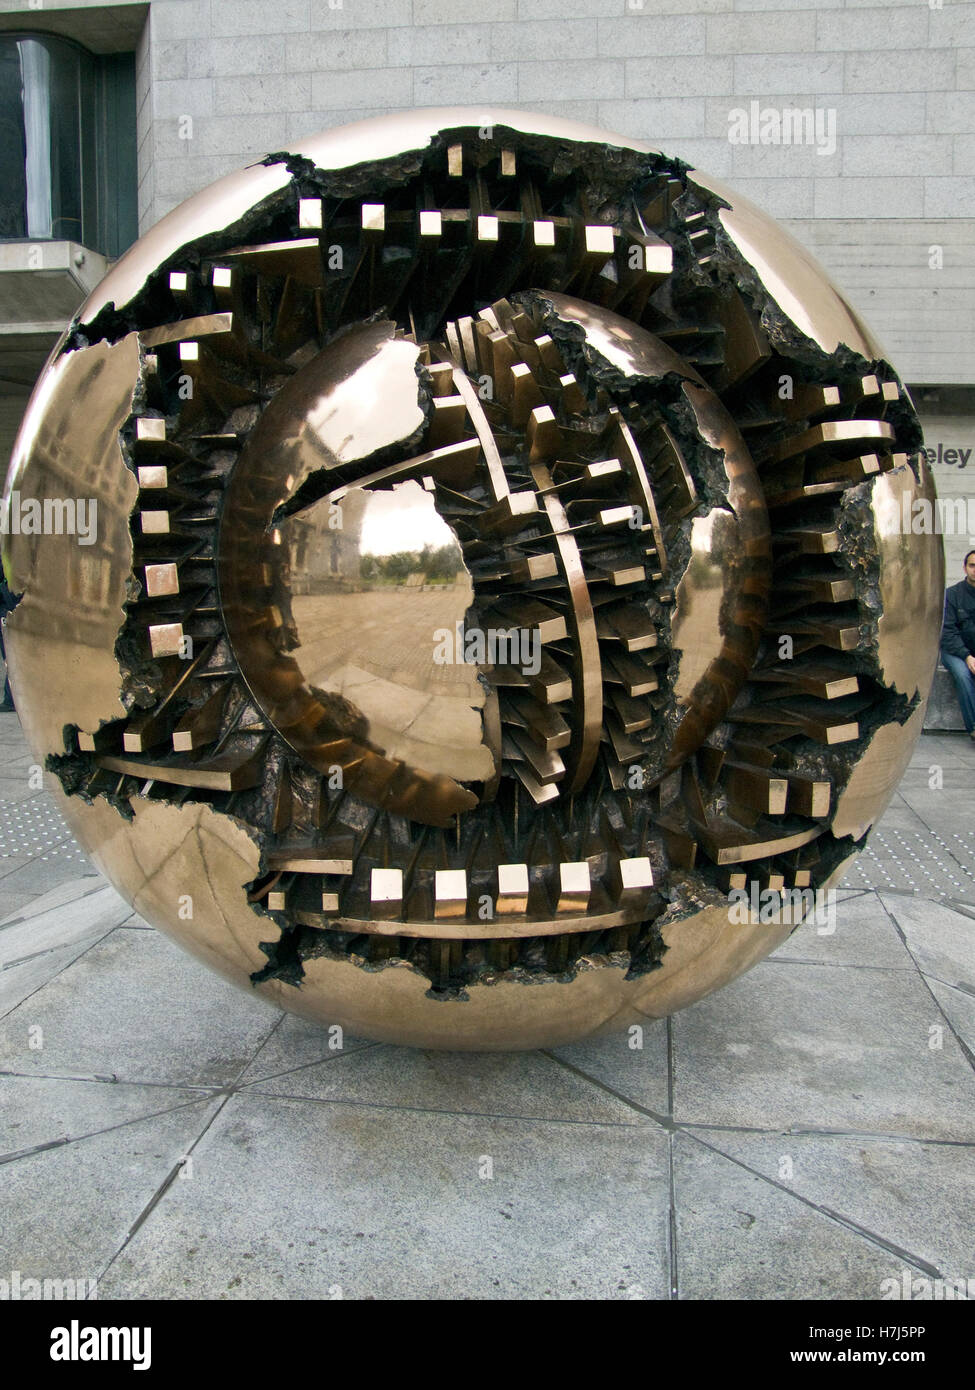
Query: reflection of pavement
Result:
<box><xmin>293</xmin><ymin>589</ymin><xmax>472</xmax><ymax>692</ymax></box>
<box><xmin>291</xmin><ymin>588</ymin><xmax>493</xmax><ymax>782</ymax></box>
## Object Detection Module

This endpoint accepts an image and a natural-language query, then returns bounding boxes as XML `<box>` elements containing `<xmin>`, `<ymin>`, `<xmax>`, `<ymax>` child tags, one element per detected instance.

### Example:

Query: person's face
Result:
<box><xmin>965</xmin><ymin>554</ymin><xmax>975</xmax><ymax>585</ymax></box>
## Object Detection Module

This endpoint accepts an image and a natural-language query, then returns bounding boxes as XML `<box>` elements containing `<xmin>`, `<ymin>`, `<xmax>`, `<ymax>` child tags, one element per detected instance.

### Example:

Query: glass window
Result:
<box><xmin>0</xmin><ymin>33</ymin><xmax>136</xmax><ymax>257</ymax></box>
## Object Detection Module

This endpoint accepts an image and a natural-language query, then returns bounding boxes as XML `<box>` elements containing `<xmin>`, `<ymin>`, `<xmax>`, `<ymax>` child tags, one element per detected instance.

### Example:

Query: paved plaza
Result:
<box><xmin>0</xmin><ymin>709</ymin><xmax>972</xmax><ymax>1300</ymax></box>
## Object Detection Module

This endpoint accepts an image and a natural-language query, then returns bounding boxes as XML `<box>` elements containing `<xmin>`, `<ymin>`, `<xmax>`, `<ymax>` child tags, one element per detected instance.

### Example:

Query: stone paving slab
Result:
<box><xmin>0</xmin><ymin>881</ymin><xmax>128</xmax><ymax>1020</ymax></box>
<box><xmin>0</xmin><ymin>1098</ymin><xmax>225</xmax><ymax>1290</ymax></box>
<box><xmin>672</xmin><ymin>1133</ymin><xmax>937</xmax><ymax>1301</ymax></box>
<box><xmin>0</xmin><ymin>777</ymin><xmax>47</xmax><ymax>805</ymax></box>
<box><xmin>0</xmin><ymin>927</ymin><xmax>283</xmax><ymax>1087</ymax></box>
<box><xmin>98</xmin><ymin>1093</ymin><xmax>672</xmax><ymax>1300</ymax></box>
<box><xmin>549</xmin><ymin>1023</ymin><xmax>672</xmax><ymax>1118</ymax></box>
<box><xmin>0</xmin><ymin>878</ymin><xmax>113</xmax><ymax>928</ymax></box>
<box><xmin>771</xmin><ymin>891</ymin><xmax>915</xmax><ymax>970</ymax></box>
<box><xmin>0</xmin><ymin>883</ymin><xmax>129</xmax><ymax>962</ymax></box>
<box><xmin>879</xmin><ymin>893</ymin><xmax>975</xmax><ymax>993</ymax></box>
<box><xmin>0</xmin><ymin>1074</ymin><xmax>219</xmax><ymax>1159</ymax></box>
<box><xmin>246</xmin><ymin>1043</ymin><xmax>649</xmax><ymax>1126</ymax></box>
<box><xmin>925</xmin><ymin>979</ymin><xmax>975</xmax><ymax>1058</ymax></box>
<box><xmin>0</xmin><ymin>891</ymin><xmax>37</xmax><ymax>925</ymax></box>
<box><xmin>0</xmin><ymin>856</ymin><xmax>95</xmax><ymax>900</ymax></box>
<box><xmin>686</xmin><ymin>1128</ymin><xmax>975</xmax><ymax>1283</ymax></box>
<box><xmin>842</xmin><ymin>819</ymin><xmax>975</xmax><ymax>901</ymax></box>
<box><xmin>238</xmin><ymin>1013</ymin><xmax>375</xmax><ymax>1083</ymax></box>
<box><xmin>670</xmin><ymin>958</ymin><xmax>975</xmax><ymax>1140</ymax></box>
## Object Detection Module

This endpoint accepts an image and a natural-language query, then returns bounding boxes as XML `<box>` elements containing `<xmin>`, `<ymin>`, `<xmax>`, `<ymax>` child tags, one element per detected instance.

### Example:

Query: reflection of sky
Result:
<box><xmin>360</xmin><ymin>484</ymin><xmax>459</xmax><ymax>558</ymax></box>
<box><xmin>304</xmin><ymin>340</ymin><xmax>423</xmax><ymax>465</ymax></box>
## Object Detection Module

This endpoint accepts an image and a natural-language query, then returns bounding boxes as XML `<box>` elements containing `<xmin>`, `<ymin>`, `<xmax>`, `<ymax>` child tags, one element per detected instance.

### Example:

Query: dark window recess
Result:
<box><xmin>0</xmin><ymin>33</ymin><xmax>137</xmax><ymax>258</ymax></box>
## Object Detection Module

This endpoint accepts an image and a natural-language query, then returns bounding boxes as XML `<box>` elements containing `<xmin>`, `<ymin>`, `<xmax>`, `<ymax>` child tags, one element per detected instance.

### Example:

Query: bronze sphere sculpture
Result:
<box><xmin>2</xmin><ymin>110</ymin><xmax>943</xmax><ymax>1049</ymax></box>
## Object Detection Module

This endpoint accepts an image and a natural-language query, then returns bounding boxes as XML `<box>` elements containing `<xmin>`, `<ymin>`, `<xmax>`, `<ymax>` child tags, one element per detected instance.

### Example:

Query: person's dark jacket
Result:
<box><xmin>941</xmin><ymin>579</ymin><xmax>975</xmax><ymax>660</ymax></box>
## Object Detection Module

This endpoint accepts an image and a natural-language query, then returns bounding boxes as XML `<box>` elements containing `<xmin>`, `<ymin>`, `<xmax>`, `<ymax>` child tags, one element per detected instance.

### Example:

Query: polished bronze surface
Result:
<box><xmin>2</xmin><ymin>335</ymin><xmax>141</xmax><ymax>755</ymax></box>
<box><xmin>217</xmin><ymin>323</ymin><xmax>490</xmax><ymax>824</ymax></box>
<box><xmin>3</xmin><ymin>110</ymin><xmax>942</xmax><ymax>1049</ymax></box>
<box><xmin>280</xmin><ymin>483</ymin><xmax>489</xmax><ymax>784</ymax></box>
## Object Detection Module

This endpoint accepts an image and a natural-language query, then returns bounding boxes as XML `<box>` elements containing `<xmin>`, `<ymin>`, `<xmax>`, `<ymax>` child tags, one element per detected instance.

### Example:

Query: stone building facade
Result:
<box><xmin>1</xmin><ymin>0</ymin><xmax>972</xmax><ymax>576</ymax></box>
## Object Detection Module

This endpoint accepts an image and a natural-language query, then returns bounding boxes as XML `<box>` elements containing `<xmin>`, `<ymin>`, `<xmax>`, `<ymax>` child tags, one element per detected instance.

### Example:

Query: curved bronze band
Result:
<box><xmin>445</xmin><ymin>362</ymin><xmax>510</xmax><ymax>503</ymax></box>
<box><xmin>217</xmin><ymin>321</ymin><xmax>484</xmax><ymax>827</ymax></box>
<box><xmin>531</xmin><ymin>462</ymin><xmax>603</xmax><ymax>794</ymax></box>
<box><xmin>296</xmin><ymin>903</ymin><xmax>649</xmax><ymax>940</ymax></box>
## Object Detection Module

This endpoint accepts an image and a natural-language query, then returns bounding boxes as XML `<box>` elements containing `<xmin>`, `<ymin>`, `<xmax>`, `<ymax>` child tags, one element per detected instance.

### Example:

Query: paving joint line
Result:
<box><xmin>229</xmin><ymin>1084</ymin><xmax>650</xmax><ymax>1130</ymax></box>
<box><xmin>875</xmin><ymin>895</ymin><xmax>975</xmax><ymax>1077</ymax></box>
<box><xmin>0</xmin><ymin>1093</ymin><xmax>225</xmax><ymax>1168</ymax></box>
<box><xmin>682</xmin><ymin>1129</ymin><xmax>944</xmax><ymax>1282</ymax></box>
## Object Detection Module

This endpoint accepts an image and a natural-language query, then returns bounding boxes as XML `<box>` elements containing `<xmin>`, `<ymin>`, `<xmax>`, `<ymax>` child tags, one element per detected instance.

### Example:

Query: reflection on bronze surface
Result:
<box><xmin>688</xmin><ymin>170</ymin><xmax>886</xmax><ymax>361</ymax></box>
<box><xmin>872</xmin><ymin>458</ymin><xmax>944</xmax><ymax>701</ymax></box>
<box><xmin>5</xmin><ymin>110</ymin><xmax>941</xmax><ymax>1049</ymax></box>
<box><xmin>832</xmin><ymin>463</ymin><xmax>944</xmax><ymax>840</ymax></box>
<box><xmin>2</xmin><ymin>335</ymin><xmax>141</xmax><ymax>755</ymax></box>
<box><xmin>277</xmin><ymin>484</ymin><xmax>493</xmax><ymax>784</ymax></box>
<box><xmin>218</xmin><ymin>323</ymin><xmax>488</xmax><ymax>824</ymax></box>
<box><xmin>673</xmin><ymin>509</ymin><xmax>744</xmax><ymax>697</ymax></box>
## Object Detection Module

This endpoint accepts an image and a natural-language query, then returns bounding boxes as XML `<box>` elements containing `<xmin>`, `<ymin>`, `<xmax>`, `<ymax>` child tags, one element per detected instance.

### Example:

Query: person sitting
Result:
<box><xmin>0</xmin><ymin>569</ymin><xmax>15</xmax><ymax>712</ymax></box>
<box><xmin>940</xmin><ymin>549</ymin><xmax>975</xmax><ymax>739</ymax></box>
